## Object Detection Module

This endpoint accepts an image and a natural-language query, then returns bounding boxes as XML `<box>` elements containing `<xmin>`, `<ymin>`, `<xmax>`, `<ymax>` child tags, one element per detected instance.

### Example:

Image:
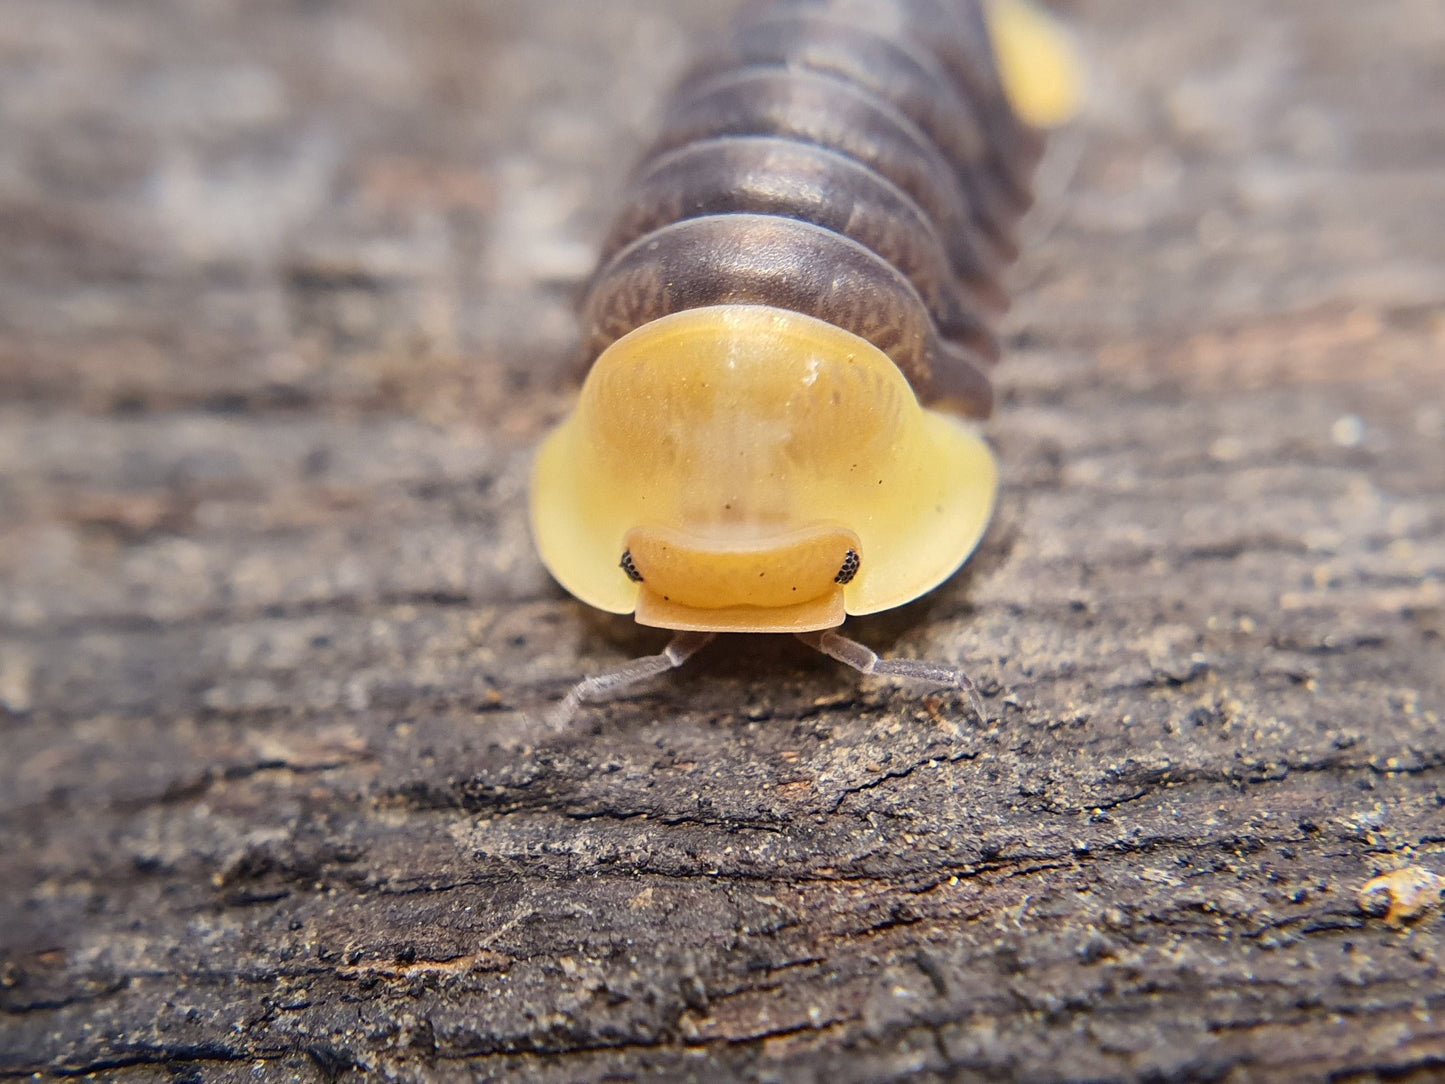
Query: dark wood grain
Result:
<box><xmin>1</xmin><ymin>2</ymin><xmax>1442</xmax><ymax>1081</ymax></box>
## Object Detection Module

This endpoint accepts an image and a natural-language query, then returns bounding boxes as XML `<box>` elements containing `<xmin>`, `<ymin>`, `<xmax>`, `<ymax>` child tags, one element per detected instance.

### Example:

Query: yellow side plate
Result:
<box><xmin>985</xmin><ymin>0</ymin><xmax>1084</xmax><ymax>128</ymax></box>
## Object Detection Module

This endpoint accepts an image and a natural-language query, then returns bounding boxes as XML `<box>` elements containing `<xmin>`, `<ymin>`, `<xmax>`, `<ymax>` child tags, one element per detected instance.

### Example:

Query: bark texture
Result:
<box><xmin>2</xmin><ymin>1</ymin><xmax>1443</xmax><ymax>1081</ymax></box>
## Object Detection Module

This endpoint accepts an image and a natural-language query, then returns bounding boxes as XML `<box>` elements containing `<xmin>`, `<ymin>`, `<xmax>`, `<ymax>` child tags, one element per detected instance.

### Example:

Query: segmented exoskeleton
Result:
<box><xmin>530</xmin><ymin>0</ymin><xmax>1080</xmax><ymax>721</ymax></box>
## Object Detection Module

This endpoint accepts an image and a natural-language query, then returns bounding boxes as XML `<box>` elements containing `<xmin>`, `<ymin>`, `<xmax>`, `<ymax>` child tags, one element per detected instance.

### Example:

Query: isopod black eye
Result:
<box><xmin>834</xmin><ymin>549</ymin><xmax>860</xmax><ymax>585</ymax></box>
<box><xmin>619</xmin><ymin>550</ymin><xmax>644</xmax><ymax>582</ymax></box>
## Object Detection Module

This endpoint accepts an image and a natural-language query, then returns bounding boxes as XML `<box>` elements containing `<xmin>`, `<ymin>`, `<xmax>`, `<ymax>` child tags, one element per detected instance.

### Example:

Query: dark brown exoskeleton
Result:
<box><xmin>581</xmin><ymin>0</ymin><xmax>1049</xmax><ymax>420</ymax></box>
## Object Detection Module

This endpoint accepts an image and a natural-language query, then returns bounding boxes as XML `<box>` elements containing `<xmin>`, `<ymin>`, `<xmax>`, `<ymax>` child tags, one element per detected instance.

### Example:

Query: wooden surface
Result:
<box><xmin>2</xmin><ymin>1</ymin><xmax>1443</xmax><ymax>1080</ymax></box>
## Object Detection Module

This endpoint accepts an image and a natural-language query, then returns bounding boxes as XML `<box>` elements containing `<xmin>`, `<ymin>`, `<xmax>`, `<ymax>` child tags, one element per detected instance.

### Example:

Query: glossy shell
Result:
<box><xmin>533</xmin><ymin>305</ymin><xmax>999</xmax><ymax>629</ymax></box>
<box><xmin>532</xmin><ymin>0</ymin><xmax>1080</xmax><ymax>632</ymax></box>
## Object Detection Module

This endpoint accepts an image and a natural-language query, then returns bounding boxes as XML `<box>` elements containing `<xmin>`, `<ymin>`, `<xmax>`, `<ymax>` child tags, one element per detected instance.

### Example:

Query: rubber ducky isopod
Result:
<box><xmin>530</xmin><ymin>0</ymin><xmax>1082</xmax><ymax>721</ymax></box>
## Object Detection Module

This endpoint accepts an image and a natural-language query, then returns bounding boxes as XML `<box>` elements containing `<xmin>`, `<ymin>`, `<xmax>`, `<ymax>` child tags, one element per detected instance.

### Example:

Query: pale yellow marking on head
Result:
<box><xmin>529</xmin><ymin>305</ymin><xmax>998</xmax><ymax>631</ymax></box>
<box><xmin>984</xmin><ymin>0</ymin><xmax>1084</xmax><ymax>129</ymax></box>
<box><xmin>624</xmin><ymin>525</ymin><xmax>858</xmax><ymax>633</ymax></box>
<box><xmin>634</xmin><ymin>585</ymin><xmax>847</xmax><ymax>635</ymax></box>
<box><xmin>625</xmin><ymin>525</ymin><xmax>859</xmax><ymax>611</ymax></box>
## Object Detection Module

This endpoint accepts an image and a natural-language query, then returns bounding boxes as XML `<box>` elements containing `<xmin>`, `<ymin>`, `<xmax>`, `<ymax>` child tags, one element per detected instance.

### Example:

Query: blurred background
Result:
<box><xmin>2</xmin><ymin>1</ymin><xmax>1442</xmax><ymax>1078</ymax></box>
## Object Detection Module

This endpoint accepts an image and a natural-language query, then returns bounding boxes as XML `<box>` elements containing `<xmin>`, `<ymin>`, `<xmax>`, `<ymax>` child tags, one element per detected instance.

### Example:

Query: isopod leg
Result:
<box><xmin>796</xmin><ymin>628</ymin><xmax>987</xmax><ymax>724</ymax></box>
<box><xmin>548</xmin><ymin>631</ymin><xmax>715</xmax><ymax>728</ymax></box>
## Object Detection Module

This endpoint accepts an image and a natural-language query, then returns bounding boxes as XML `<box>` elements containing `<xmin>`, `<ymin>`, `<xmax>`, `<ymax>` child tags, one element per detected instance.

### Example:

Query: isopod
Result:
<box><xmin>530</xmin><ymin>0</ymin><xmax>1081</xmax><ymax>721</ymax></box>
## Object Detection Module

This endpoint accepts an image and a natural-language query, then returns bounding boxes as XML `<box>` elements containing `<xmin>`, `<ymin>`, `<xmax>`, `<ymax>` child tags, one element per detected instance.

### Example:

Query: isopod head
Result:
<box><xmin>531</xmin><ymin>305</ymin><xmax>997</xmax><ymax>633</ymax></box>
